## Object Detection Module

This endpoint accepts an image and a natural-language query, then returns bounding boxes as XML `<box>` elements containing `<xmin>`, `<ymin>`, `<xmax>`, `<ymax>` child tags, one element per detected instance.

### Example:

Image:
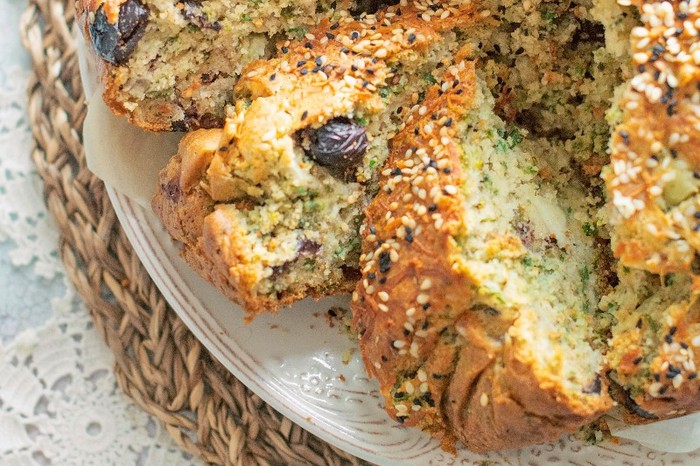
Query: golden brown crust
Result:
<box><xmin>152</xmin><ymin>130</ymin><xmax>351</xmax><ymax>316</ymax></box>
<box><xmin>603</xmin><ymin>0</ymin><xmax>700</xmax><ymax>422</ymax></box>
<box><xmin>605</xmin><ymin>0</ymin><xmax>700</xmax><ymax>280</ymax></box>
<box><xmin>151</xmin><ymin>2</ymin><xmax>480</xmax><ymax>316</ymax></box>
<box><xmin>205</xmin><ymin>0</ymin><xmax>483</xmax><ymax>200</ymax></box>
<box><xmin>351</xmin><ymin>60</ymin><xmax>611</xmax><ymax>452</ymax></box>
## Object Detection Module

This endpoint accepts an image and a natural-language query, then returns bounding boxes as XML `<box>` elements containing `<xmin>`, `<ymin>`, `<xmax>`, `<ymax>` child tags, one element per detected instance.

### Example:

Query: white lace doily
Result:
<box><xmin>0</xmin><ymin>1</ymin><xmax>202</xmax><ymax>463</ymax></box>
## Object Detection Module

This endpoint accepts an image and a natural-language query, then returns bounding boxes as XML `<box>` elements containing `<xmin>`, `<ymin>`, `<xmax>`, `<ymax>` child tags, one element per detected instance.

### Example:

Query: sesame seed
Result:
<box><xmin>480</xmin><ymin>393</ymin><xmax>489</xmax><ymax>407</ymax></box>
<box><xmin>405</xmin><ymin>381</ymin><xmax>415</xmax><ymax>394</ymax></box>
<box><xmin>443</xmin><ymin>185</ymin><xmax>458</xmax><ymax>195</ymax></box>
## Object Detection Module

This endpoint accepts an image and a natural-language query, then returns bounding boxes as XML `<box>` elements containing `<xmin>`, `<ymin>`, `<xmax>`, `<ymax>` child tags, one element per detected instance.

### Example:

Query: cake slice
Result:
<box><xmin>152</xmin><ymin>0</ymin><xmax>482</xmax><ymax>316</ymax></box>
<box><xmin>351</xmin><ymin>59</ymin><xmax>612</xmax><ymax>452</ymax></box>
<box><xmin>601</xmin><ymin>0</ymin><xmax>700</xmax><ymax>423</ymax></box>
<box><xmin>78</xmin><ymin>0</ymin><xmax>361</xmax><ymax>130</ymax></box>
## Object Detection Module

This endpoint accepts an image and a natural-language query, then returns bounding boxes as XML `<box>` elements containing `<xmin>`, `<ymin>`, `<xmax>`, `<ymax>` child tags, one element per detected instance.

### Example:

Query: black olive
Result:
<box><xmin>301</xmin><ymin>117</ymin><xmax>368</xmax><ymax>181</ymax></box>
<box><xmin>297</xmin><ymin>238</ymin><xmax>322</xmax><ymax>256</ymax></box>
<box><xmin>181</xmin><ymin>0</ymin><xmax>221</xmax><ymax>31</ymax></box>
<box><xmin>582</xmin><ymin>375</ymin><xmax>602</xmax><ymax>394</ymax></box>
<box><xmin>162</xmin><ymin>178</ymin><xmax>181</xmax><ymax>201</ymax></box>
<box><xmin>89</xmin><ymin>0</ymin><xmax>149</xmax><ymax>65</ymax></box>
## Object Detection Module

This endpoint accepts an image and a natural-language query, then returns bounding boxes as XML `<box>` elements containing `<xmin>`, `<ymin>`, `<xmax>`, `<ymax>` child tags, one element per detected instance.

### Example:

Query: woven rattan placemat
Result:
<box><xmin>19</xmin><ymin>0</ymin><xmax>369</xmax><ymax>464</ymax></box>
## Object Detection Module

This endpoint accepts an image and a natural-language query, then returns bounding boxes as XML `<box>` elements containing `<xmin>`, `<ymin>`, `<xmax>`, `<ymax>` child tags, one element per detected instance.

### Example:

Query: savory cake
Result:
<box><xmin>152</xmin><ymin>0</ymin><xmax>482</xmax><ymax>316</ymax></box>
<box><xmin>351</xmin><ymin>59</ymin><xmax>613</xmax><ymax>452</ymax></box>
<box><xmin>601</xmin><ymin>0</ymin><xmax>700</xmax><ymax>424</ymax></box>
<box><xmin>78</xmin><ymin>0</ymin><xmax>361</xmax><ymax>130</ymax></box>
<box><xmin>150</xmin><ymin>0</ymin><xmax>700</xmax><ymax>452</ymax></box>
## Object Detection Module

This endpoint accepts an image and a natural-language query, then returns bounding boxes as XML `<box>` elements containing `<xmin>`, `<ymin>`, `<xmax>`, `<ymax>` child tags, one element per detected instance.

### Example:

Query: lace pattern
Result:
<box><xmin>0</xmin><ymin>3</ymin><xmax>202</xmax><ymax>462</ymax></box>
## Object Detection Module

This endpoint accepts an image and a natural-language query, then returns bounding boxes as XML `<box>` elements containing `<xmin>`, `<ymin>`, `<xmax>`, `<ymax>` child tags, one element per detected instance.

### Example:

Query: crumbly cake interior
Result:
<box><xmin>153</xmin><ymin>0</ymin><xmax>700</xmax><ymax>439</ymax></box>
<box><xmin>452</xmin><ymin>79</ymin><xmax>607</xmax><ymax>395</ymax></box>
<box><xmin>602</xmin><ymin>269</ymin><xmax>697</xmax><ymax>400</ymax></box>
<box><xmin>209</xmin><ymin>43</ymin><xmax>461</xmax><ymax>299</ymax></box>
<box><xmin>221</xmin><ymin>0</ymin><xmax>630</xmax><ymax>303</ymax></box>
<box><xmin>106</xmin><ymin>0</ymin><xmax>348</xmax><ymax>128</ymax></box>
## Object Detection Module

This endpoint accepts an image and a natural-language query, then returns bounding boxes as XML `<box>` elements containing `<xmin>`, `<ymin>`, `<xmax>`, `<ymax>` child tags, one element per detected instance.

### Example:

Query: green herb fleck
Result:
<box><xmin>542</xmin><ymin>8</ymin><xmax>558</xmax><ymax>23</ymax></box>
<box><xmin>495</xmin><ymin>126</ymin><xmax>523</xmax><ymax>152</ymax></box>
<box><xmin>580</xmin><ymin>266</ymin><xmax>590</xmax><ymax>282</ymax></box>
<box><xmin>354</xmin><ymin>115</ymin><xmax>369</xmax><ymax>126</ymax></box>
<box><xmin>287</xmin><ymin>27</ymin><xmax>308</xmax><ymax>40</ymax></box>
<box><xmin>423</xmin><ymin>72</ymin><xmax>438</xmax><ymax>85</ymax></box>
<box><xmin>241</xmin><ymin>14</ymin><xmax>252</xmax><ymax>22</ymax></box>
<box><xmin>303</xmin><ymin>260</ymin><xmax>317</xmax><ymax>271</ymax></box>
<box><xmin>583</xmin><ymin>222</ymin><xmax>598</xmax><ymax>236</ymax></box>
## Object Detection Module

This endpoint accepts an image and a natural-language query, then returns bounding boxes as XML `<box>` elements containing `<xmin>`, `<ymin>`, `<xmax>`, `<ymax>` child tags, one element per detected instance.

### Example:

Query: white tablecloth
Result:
<box><xmin>0</xmin><ymin>1</ymin><xmax>202</xmax><ymax>463</ymax></box>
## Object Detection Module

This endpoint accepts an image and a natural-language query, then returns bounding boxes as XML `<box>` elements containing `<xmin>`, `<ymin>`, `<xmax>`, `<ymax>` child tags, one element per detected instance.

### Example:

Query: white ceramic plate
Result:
<box><xmin>106</xmin><ymin>186</ymin><xmax>700</xmax><ymax>465</ymax></box>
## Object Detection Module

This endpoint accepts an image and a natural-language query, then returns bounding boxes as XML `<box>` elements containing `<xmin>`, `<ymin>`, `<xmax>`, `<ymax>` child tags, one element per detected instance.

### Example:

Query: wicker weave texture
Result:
<box><xmin>18</xmin><ymin>0</ymin><xmax>369</xmax><ymax>464</ymax></box>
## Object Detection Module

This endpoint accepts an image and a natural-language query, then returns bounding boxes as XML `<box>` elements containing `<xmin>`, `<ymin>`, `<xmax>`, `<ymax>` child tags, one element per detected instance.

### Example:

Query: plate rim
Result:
<box><xmin>106</xmin><ymin>185</ymin><xmax>413</xmax><ymax>466</ymax></box>
<box><xmin>107</xmin><ymin>186</ymin><xmax>700</xmax><ymax>466</ymax></box>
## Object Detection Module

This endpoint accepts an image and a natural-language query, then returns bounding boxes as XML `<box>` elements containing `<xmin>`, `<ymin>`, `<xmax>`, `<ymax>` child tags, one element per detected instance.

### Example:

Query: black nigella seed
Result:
<box><xmin>379</xmin><ymin>252</ymin><xmax>391</xmax><ymax>273</ymax></box>
<box><xmin>390</xmin><ymin>168</ymin><xmax>402</xmax><ymax>176</ymax></box>
<box><xmin>619</xmin><ymin>130</ymin><xmax>630</xmax><ymax>145</ymax></box>
<box><xmin>281</xmin><ymin>46</ymin><xmax>289</xmax><ymax>54</ymax></box>
<box><xmin>330</xmin><ymin>22</ymin><xmax>340</xmax><ymax>30</ymax></box>
<box><xmin>326</xmin><ymin>32</ymin><xmax>335</xmax><ymax>39</ymax></box>
<box><xmin>90</xmin><ymin>0</ymin><xmax>150</xmax><ymax>65</ymax></box>
<box><xmin>300</xmin><ymin>117</ymin><xmax>368</xmax><ymax>181</ymax></box>
<box><xmin>408</xmin><ymin>33</ymin><xmax>416</xmax><ymax>43</ymax></box>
